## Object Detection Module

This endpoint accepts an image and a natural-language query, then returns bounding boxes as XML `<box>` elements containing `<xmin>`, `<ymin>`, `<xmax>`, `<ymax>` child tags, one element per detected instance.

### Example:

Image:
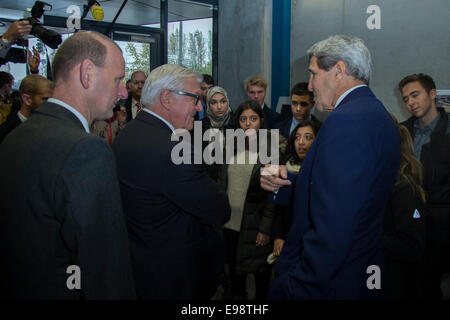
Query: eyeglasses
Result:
<box><xmin>239</xmin><ymin>115</ymin><xmax>260</xmax><ymax>123</ymax></box>
<box><xmin>291</xmin><ymin>101</ymin><xmax>311</xmax><ymax>108</ymax></box>
<box><xmin>169</xmin><ymin>90</ymin><xmax>201</xmax><ymax>105</ymax></box>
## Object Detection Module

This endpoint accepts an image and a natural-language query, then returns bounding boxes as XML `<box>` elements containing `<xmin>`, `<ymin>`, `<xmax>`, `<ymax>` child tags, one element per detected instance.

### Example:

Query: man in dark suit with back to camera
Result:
<box><xmin>261</xmin><ymin>35</ymin><xmax>401</xmax><ymax>299</ymax></box>
<box><xmin>0</xmin><ymin>31</ymin><xmax>135</xmax><ymax>299</ymax></box>
<box><xmin>112</xmin><ymin>64</ymin><xmax>231</xmax><ymax>300</ymax></box>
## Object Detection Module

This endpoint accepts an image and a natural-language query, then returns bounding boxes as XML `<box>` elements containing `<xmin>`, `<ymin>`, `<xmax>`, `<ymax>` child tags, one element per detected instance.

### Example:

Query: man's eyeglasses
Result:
<box><xmin>291</xmin><ymin>101</ymin><xmax>311</xmax><ymax>108</ymax></box>
<box><xmin>169</xmin><ymin>90</ymin><xmax>201</xmax><ymax>105</ymax></box>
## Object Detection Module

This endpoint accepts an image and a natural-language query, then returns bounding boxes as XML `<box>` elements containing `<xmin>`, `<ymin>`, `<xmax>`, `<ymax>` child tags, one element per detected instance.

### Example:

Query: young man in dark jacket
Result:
<box><xmin>399</xmin><ymin>73</ymin><xmax>450</xmax><ymax>299</ymax></box>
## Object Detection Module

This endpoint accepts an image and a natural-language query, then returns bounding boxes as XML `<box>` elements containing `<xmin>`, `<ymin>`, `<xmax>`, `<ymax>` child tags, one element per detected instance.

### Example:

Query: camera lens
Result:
<box><xmin>31</xmin><ymin>23</ymin><xmax>62</xmax><ymax>49</ymax></box>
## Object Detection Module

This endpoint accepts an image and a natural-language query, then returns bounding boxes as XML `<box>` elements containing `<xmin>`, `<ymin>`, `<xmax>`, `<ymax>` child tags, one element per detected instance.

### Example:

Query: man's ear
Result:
<box><xmin>79</xmin><ymin>59</ymin><xmax>95</xmax><ymax>89</ymax></box>
<box><xmin>429</xmin><ymin>88</ymin><xmax>437</xmax><ymax>100</ymax></box>
<box><xmin>335</xmin><ymin>61</ymin><xmax>347</xmax><ymax>80</ymax></box>
<box><xmin>160</xmin><ymin>89</ymin><xmax>171</xmax><ymax>110</ymax></box>
<box><xmin>21</xmin><ymin>93</ymin><xmax>31</xmax><ymax>107</ymax></box>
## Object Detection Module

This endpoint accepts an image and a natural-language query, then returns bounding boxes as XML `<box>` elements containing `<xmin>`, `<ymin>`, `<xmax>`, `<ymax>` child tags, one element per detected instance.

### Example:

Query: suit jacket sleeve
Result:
<box><xmin>269</xmin><ymin>172</ymin><xmax>296</xmax><ymax>206</ymax></box>
<box><xmin>272</xmin><ymin>113</ymin><xmax>380</xmax><ymax>298</ymax></box>
<box><xmin>162</xmin><ymin>147</ymin><xmax>231</xmax><ymax>226</ymax></box>
<box><xmin>56</xmin><ymin>137</ymin><xmax>136</xmax><ymax>299</ymax></box>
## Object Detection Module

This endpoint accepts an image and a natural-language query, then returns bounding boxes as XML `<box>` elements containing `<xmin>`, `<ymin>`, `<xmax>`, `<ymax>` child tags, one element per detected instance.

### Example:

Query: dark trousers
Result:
<box><xmin>224</xmin><ymin>228</ymin><xmax>272</xmax><ymax>300</ymax></box>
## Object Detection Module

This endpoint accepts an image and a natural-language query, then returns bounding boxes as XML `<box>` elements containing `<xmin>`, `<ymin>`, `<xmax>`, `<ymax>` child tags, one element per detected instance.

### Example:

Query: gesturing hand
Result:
<box><xmin>260</xmin><ymin>164</ymin><xmax>291</xmax><ymax>192</ymax></box>
<box><xmin>28</xmin><ymin>47</ymin><xmax>40</xmax><ymax>73</ymax></box>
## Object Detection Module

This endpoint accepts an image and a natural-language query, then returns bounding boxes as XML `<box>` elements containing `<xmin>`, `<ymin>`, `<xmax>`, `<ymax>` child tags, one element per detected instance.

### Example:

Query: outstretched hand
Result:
<box><xmin>260</xmin><ymin>164</ymin><xmax>291</xmax><ymax>192</ymax></box>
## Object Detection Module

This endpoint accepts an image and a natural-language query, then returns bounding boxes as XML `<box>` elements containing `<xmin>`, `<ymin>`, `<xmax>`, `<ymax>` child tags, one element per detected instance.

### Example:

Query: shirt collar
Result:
<box><xmin>17</xmin><ymin>110</ymin><xmax>28</xmax><ymax>123</ymax></box>
<box><xmin>413</xmin><ymin>112</ymin><xmax>441</xmax><ymax>132</ymax></box>
<box><xmin>334</xmin><ymin>84</ymin><xmax>367</xmax><ymax>109</ymax></box>
<box><xmin>142</xmin><ymin>108</ymin><xmax>175</xmax><ymax>132</ymax></box>
<box><xmin>47</xmin><ymin>98</ymin><xmax>90</xmax><ymax>133</ymax></box>
<box><xmin>292</xmin><ymin>113</ymin><xmax>312</xmax><ymax>122</ymax></box>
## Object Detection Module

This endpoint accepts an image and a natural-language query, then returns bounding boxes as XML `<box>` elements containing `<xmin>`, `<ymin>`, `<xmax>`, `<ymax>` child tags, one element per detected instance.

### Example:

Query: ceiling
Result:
<box><xmin>0</xmin><ymin>0</ymin><xmax>214</xmax><ymax>29</ymax></box>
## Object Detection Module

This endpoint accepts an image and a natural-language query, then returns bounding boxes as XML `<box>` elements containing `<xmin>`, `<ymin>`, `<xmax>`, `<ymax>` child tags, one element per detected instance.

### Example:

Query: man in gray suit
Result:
<box><xmin>0</xmin><ymin>31</ymin><xmax>135</xmax><ymax>299</ymax></box>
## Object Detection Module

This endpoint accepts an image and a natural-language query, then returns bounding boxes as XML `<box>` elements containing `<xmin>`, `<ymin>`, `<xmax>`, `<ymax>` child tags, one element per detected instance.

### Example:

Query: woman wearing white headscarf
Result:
<box><xmin>201</xmin><ymin>86</ymin><xmax>235</xmax><ymax>181</ymax></box>
<box><xmin>203</xmin><ymin>86</ymin><xmax>234</xmax><ymax>131</ymax></box>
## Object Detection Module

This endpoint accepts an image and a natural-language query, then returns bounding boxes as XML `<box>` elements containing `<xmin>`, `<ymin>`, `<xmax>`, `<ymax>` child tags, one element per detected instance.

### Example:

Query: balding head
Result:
<box><xmin>50</xmin><ymin>31</ymin><xmax>127</xmax><ymax>125</ymax></box>
<box><xmin>52</xmin><ymin>31</ymin><xmax>122</xmax><ymax>84</ymax></box>
<box><xmin>130</xmin><ymin>70</ymin><xmax>147</xmax><ymax>101</ymax></box>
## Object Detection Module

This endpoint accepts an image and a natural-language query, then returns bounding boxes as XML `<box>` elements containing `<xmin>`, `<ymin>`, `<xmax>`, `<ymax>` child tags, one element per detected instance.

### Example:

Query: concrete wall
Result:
<box><xmin>291</xmin><ymin>0</ymin><xmax>450</xmax><ymax>122</ymax></box>
<box><xmin>218</xmin><ymin>0</ymin><xmax>272</xmax><ymax>110</ymax></box>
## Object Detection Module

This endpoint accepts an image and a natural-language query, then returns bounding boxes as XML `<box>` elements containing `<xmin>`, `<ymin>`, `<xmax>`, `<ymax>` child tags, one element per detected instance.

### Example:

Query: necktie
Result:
<box><xmin>136</xmin><ymin>102</ymin><xmax>142</xmax><ymax>114</ymax></box>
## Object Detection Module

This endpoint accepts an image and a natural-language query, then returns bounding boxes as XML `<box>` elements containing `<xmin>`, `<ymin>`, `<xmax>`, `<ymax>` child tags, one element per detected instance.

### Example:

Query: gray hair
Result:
<box><xmin>307</xmin><ymin>35</ymin><xmax>372</xmax><ymax>84</ymax></box>
<box><xmin>206</xmin><ymin>86</ymin><xmax>229</xmax><ymax>107</ymax></box>
<box><xmin>141</xmin><ymin>64</ymin><xmax>202</xmax><ymax>107</ymax></box>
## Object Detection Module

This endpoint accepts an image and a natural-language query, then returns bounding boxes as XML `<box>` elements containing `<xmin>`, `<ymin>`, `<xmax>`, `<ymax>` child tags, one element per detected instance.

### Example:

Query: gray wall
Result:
<box><xmin>218</xmin><ymin>0</ymin><xmax>272</xmax><ymax>110</ymax></box>
<box><xmin>291</xmin><ymin>0</ymin><xmax>450</xmax><ymax>122</ymax></box>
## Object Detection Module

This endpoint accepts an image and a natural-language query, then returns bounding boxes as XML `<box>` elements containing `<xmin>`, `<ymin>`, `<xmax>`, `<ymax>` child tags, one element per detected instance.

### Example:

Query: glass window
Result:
<box><xmin>167</xmin><ymin>18</ymin><xmax>212</xmax><ymax>74</ymax></box>
<box><xmin>116</xmin><ymin>40</ymin><xmax>151</xmax><ymax>80</ymax></box>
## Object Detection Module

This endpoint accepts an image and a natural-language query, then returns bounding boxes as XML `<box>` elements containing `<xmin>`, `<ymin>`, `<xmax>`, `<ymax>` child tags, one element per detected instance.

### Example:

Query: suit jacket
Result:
<box><xmin>112</xmin><ymin>110</ymin><xmax>231</xmax><ymax>300</ymax></box>
<box><xmin>275</xmin><ymin>114</ymin><xmax>322</xmax><ymax>139</ymax></box>
<box><xmin>0</xmin><ymin>102</ymin><xmax>135</xmax><ymax>299</ymax></box>
<box><xmin>269</xmin><ymin>86</ymin><xmax>401</xmax><ymax>299</ymax></box>
<box><xmin>263</xmin><ymin>103</ymin><xmax>280</xmax><ymax>130</ymax></box>
<box><xmin>0</xmin><ymin>109</ymin><xmax>21</xmax><ymax>144</ymax></box>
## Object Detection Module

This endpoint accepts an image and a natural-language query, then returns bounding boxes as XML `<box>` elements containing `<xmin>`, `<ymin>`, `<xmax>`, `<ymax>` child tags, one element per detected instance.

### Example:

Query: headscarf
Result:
<box><xmin>206</xmin><ymin>86</ymin><xmax>232</xmax><ymax>129</ymax></box>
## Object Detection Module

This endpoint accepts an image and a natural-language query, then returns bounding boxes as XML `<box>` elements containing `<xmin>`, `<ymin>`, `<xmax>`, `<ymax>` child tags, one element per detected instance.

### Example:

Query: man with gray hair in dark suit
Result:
<box><xmin>113</xmin><ymin>64</ymin><xmax>230</xmax><ymax>300</ymax></box>
<box><xmin>0</xmin><ymin>31</ymin><xmax>135</xmax><ymax>299</ymax></box>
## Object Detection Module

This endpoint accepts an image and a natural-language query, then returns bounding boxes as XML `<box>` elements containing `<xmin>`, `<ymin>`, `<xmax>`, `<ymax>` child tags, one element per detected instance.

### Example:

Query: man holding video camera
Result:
<box><xmin>0</xmin><ymin>20</ymin><xmax>33</xmax><ymax>61</ymax></box>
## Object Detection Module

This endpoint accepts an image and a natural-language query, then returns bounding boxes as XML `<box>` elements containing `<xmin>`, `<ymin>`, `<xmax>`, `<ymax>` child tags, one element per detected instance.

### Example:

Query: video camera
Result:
<box><xmin>24</xmin><ymin>1</ymin><xmax>62</xmax><ymax>49</ymax></box>
<box><xmin>0</xmin><ymin>1</ymin><xmax>62</xmax><ymax>65</ymax></box>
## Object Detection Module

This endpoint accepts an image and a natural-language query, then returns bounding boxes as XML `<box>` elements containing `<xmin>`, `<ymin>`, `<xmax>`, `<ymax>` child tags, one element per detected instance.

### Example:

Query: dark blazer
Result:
<box><xmin>0</xmin><ymin>102</ymin><xmax>136</xmax><ymax>299</ymax></box>
<box><xmin>269</xmin><ymin>86</ymin><xmax>401</xmax><ymax>299</ymax></box>
<box><xmin>0</xmin><ymin>109</ymin><xmax>21</xmax><ymax>143</ymax></box>
<box><xmin>112</xmin><ymin>110</ymin><xmax>231</xmax><ymax>300</ymax></box>
<box><xmin>274</xmin><ymin>114</ymin><xmax>322</xmax><ymax>139</ymax></box>
<box><xmin>263</xmin><ymin>103</ymin><xmax>280</xmax><ymax>130</ymax></box>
